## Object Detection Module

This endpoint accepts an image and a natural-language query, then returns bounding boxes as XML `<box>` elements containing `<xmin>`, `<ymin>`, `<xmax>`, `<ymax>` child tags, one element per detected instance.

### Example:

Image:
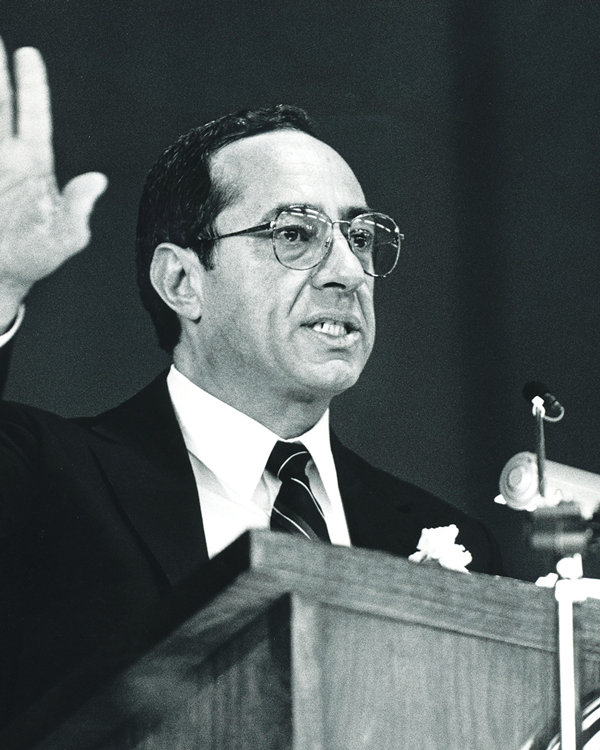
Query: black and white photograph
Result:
<box><xmin>2</xmin><ymin>2</ymin><xmax>600</xmax><ymax>748</ymax></box>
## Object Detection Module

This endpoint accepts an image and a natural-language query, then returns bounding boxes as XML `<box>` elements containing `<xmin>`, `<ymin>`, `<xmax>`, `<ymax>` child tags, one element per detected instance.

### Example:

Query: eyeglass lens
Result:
<box><xmin>272</xmin><ymin>207</ymin><xmax>400</xmax><ymax>276</ymax></box>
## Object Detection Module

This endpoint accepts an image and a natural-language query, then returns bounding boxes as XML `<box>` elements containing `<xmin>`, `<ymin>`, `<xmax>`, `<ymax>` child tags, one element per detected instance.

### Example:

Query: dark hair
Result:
<box><xmin>136</xmin><ymin>104</ymin><xmax>317</xmax><ymax>353</ymax></box>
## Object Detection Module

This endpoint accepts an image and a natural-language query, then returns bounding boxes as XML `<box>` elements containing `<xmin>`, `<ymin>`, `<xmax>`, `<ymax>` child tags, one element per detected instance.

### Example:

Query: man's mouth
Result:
<box><xmin>304</xmin><ymin>318</ymin><xmax>360</xmax><ymax>339</ymax></box>
<box><xmin>310</xmin><ymin>320</ymin><xmax>350</xmax><ymax>337</ymax></box>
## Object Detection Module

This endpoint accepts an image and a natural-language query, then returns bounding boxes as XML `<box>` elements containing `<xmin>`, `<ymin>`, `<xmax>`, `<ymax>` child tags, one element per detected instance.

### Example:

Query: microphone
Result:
<box><xmin>522</xmin><ymin>381</ymin><xmax>565</xmax><ymax>421</ymax></box>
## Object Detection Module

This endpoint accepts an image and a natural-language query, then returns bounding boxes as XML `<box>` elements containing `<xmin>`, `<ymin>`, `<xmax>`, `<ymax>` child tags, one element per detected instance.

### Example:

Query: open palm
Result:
<box><xmin>0</xmin><ymin>42</ymin><xmax>107</xmax><ymax>323</ymax></box>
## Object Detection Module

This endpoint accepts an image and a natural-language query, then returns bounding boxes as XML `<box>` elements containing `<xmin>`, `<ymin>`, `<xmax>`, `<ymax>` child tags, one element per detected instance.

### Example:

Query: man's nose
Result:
<box><xmin>310</xmin><ymin>223</ymin><xmax>366</xmax><ymax>291</ymax></box>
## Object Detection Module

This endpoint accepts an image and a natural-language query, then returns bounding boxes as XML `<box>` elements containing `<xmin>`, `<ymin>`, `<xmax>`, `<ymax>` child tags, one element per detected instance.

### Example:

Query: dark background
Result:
<box><xmin>2</xmin><ymin>0</ymin><xmax>600</xmax><ymax>581</ymax></box>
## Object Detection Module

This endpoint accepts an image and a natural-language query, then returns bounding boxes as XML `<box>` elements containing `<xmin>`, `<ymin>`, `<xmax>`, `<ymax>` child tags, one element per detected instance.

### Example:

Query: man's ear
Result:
<box><xmin>149</xmin><ymin>243</ymin><xmax>204</xmax><ymax>321</ymax></box>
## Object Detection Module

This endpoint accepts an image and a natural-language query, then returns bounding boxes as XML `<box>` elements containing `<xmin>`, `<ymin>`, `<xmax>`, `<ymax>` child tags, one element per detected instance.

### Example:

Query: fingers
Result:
<box><xmin>14</xmin><ymin>46</ymin><xmax>53</xmax><ymax>170</ymax></box>
<box><xmin>61</xmin><ymin>172</ymin><xmax>108</xmax><ymax>249</ymax></box>
<box><xmin>0</xmin><ymin>39</ymin><xmax>14</xmax><ymax>142</ymax></box>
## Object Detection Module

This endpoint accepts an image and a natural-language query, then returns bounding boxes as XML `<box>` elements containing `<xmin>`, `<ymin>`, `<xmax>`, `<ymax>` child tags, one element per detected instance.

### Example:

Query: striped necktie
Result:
<box><xmin>267</xmin><ymin>441</ymin><xmax>331</xmax><ymax>543</ymax></box>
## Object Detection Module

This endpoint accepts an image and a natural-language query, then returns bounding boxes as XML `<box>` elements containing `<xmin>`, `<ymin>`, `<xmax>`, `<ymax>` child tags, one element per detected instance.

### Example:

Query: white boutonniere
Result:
<box><xmin>408</xmin><ymin>524</ymin><xmax>472</xmax><ymax>574</ymax></box>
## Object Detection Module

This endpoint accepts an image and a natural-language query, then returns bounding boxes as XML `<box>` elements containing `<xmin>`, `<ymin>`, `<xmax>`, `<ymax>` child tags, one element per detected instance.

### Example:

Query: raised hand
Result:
<box><xmin>0</xmin><ymin>41</ymin><xmax>107</xmax><ymax>329</ymax></box>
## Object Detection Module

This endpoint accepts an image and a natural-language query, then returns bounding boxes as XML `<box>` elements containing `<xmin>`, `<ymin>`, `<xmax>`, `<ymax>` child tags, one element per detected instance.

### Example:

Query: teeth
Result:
<box><xmin>312</xmin><ymin>321</ymin><xmax>348</xmax><ymax>336</ymax></box>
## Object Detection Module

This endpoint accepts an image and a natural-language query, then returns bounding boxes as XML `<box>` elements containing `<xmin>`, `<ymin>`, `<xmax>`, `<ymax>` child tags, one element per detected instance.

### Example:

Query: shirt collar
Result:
<box><xmin>166</xmin><ymin>365</ymin><xmax>333</xmax><ymax>503</ymax></box>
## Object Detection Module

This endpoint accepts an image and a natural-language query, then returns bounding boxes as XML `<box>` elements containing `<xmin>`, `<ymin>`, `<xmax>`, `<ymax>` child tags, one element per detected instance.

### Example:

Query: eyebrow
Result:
<box><xmin>343</xmin><ymin>205</ymin><xmax>374</xmax><ymax>220</ymax></box>
<box><xmin>257</xmin><ymin>203</ymin><xmax>374</xmax><ymax>223</ymax></box>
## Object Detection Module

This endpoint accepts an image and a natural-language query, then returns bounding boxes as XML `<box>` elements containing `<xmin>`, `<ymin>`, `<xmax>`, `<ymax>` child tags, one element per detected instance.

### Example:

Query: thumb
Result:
<box><xmin>61</xmin><ymin>172</ymin><xmax>108</xmax><ymax>249</ymax></box>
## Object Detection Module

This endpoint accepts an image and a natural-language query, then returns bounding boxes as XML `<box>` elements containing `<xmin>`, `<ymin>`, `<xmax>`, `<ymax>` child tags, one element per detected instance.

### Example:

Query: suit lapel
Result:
<box><xmin>84</xmin><ymin>372</ymin><xmax>208</xmax><ymax>587</ymax></box>
<box><xmin>331</xmin><ymin>432</ymin><xmax>425</xmax><ymax>559</ymax></box>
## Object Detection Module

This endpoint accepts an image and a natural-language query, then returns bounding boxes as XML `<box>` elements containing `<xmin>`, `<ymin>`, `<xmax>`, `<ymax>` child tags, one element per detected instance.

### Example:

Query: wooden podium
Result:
<box><xmin>5</xmin><ymin>530</ymin><xmax>600</xmax><ymax>750</ymax></box>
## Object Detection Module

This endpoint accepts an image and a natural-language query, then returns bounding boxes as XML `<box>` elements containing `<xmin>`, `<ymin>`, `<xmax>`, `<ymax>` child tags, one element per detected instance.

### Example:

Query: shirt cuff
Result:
<box><xmin>0</xmin><ymin>304</ymin><xmax>25</xmax><ymax>347</ymax></box>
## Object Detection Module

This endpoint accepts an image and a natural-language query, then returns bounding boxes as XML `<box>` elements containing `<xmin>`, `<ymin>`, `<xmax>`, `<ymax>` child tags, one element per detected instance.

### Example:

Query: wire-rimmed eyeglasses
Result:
<box><xmin>198</xmin><ymin>205</ymin><xmax>403</xmax><ymax>277</ymax></box>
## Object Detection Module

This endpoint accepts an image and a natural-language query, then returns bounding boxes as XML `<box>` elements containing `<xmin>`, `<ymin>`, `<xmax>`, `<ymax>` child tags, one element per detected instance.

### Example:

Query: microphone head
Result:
<box><xmin>522</xmin><ymin>381</ymin><xmax>551</xmax><ymax>403</ymax></box>
<box><xmin>522</xmin><ymin>381</ymin><xmax>564</xmax><ymax>420</ymax></box>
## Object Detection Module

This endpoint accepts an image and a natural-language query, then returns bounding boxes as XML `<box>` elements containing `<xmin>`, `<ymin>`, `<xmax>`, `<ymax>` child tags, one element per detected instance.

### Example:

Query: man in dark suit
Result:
<box><xmin>0</xmin><ymin>44</ymin><xmax>501</xmax><ymax>731</ymax></box>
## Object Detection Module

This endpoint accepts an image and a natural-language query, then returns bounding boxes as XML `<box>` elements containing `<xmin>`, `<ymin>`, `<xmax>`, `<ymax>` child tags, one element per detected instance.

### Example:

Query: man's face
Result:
<box><xmin>188</xmin><ymin>129</ymin><xmax>376</xmax><ymax>414</ymax></box>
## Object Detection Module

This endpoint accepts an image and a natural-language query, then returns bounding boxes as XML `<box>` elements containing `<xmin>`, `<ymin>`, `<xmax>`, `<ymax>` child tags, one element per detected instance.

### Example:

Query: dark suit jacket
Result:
<box><xmin>0</xmin><ymin>370</ymin><xmax>501</xmax><ymax>729</ymax></box>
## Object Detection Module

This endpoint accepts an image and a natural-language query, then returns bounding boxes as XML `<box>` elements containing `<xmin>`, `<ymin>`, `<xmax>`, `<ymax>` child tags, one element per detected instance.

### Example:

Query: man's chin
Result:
<box><xmin>293</xmin><ymin>362</ymin><xmax>364</xmax><ymax>401</ymax></box>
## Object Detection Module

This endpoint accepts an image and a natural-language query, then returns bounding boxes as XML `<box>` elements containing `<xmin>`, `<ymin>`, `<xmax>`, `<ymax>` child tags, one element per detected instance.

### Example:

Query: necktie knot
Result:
<box><xmin>266</xmin><ymin>441</ymin><xmax>311</xmax><ymax>482</ymax></box>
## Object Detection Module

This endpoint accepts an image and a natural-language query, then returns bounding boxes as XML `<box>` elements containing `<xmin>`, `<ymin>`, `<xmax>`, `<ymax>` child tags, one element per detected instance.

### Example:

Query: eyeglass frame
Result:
<box><xmin>197</xmin><ymin>205</ymin><xmax>404</xmax><ymax>278</ymax></box>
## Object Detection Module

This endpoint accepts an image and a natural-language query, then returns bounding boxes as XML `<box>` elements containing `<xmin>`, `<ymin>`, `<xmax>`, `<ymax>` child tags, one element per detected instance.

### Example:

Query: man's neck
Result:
<box><xmin>171</xmin><ymin>358</ymin><xmax>331</xmax><ymax>440</ymax></box>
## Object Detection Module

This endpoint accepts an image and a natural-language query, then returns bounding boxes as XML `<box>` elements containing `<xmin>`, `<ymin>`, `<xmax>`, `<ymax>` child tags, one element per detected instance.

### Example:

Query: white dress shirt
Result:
<box><xmin>0</xmin><ymin>304</ymin><xmax>25</xmax><ymax>346</ymax></box>
<box><xmin>167</xmin><ymin>365</ymin><xmax>351</xmax><ymax>558</ymax></box>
